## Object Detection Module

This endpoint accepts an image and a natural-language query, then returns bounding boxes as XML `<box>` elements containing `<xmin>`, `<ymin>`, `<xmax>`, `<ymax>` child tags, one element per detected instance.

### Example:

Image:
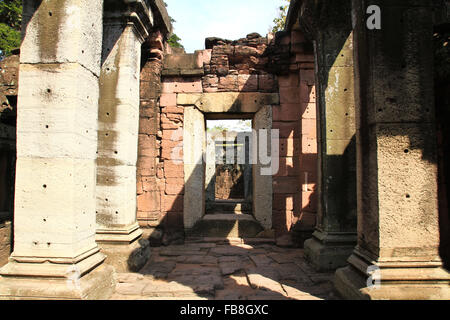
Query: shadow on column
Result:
<box><xmin>434</xmin><ymin>21</ymin><xmax>450</xmax><ymax>270</ymax></box>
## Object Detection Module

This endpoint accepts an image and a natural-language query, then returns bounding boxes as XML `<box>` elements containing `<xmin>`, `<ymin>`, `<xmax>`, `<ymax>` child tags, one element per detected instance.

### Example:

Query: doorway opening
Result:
<box><xmin>205</xmin><ymin>119</ymin><xmax>253</xmax><ymax>217</ymax></box>
<box><xmin>183</xmin><ymin>100</ymin><xmax>274</xmax><ymax>237</ymax></box>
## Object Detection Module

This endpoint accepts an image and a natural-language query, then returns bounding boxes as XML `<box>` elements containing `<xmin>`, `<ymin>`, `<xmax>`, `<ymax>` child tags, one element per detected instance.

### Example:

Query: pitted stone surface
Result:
<box><xmin>110</xmin><ymin>242</ymin><xmax>337</xmax><ymax>300</ymax></box>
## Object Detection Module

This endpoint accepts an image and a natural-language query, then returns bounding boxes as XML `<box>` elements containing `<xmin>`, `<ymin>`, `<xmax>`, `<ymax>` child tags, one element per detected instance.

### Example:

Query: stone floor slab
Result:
<box><xmin>139</xmin><ymin>260</ymin><xmax>176</xmax><ymax>279</ymax></box>
<box><xmin>115</xmin><ymin>282</ymin><xmax>147</xmax><ymax>296</ymax></box>
<box><xmin>250</xmin><ymin>254</ymin><xmax>273</xmax><ymax>266</ymax></box>
<box><xmin>115</xmin><ymin>273</ymin><xmax>145</xmax><ymax>283</ymax></box>
<box><xmin>110</xmin><ymin>243</ymin><xmax>335</xmax><ymax>300</ymax></box>
<box><xmin>219</xmin><ymin>261</ymin><xmax>244</xmax><ymax>275</ymax></box>
<box><xmin>210</xmin><ymin>246</ymin><xmax>251</xmax><ymax>256</ymax></box>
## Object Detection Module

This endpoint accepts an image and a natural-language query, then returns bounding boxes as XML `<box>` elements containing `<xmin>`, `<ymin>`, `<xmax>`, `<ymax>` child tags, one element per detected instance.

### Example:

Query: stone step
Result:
<box><xmin>202</xmin><ymin>213</ymin><xmax>254</xmax><ymax>221</ymax></box>
<box><xmin>207</xmin><ymin>211</ymin><xmax>251</xmax><ymax>215</ymax></box>
<box><xmin>208</xmin><ymin>201</ymin><xmax>252</xmax><ymax>213</ymax></box>
<box><xmin>187</xmin><ymin>214</ymin><xmax>264</xmax><ymax>238</ymax></box>
<box><xmin>186</xmin><ymin>237</ymin><xmax>276</xmax><ymax>245</ymax></box>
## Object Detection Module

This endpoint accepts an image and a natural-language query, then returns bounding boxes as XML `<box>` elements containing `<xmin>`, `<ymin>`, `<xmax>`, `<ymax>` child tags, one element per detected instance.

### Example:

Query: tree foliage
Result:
<box><xmin>0</xmin><ymin>0</ymin><xmax>187</xmax><ymax>56</ymax></box>
<box><xmin>164</xmin><ymin>1</ymin><xmax>184</xmax><ymax>49</ymax></box>
<box><xmin>168</xmin><ymin>33</ymin><xmax>184</xmax><ymax>49</ymax></box>
<box><xmin>271</xmin><ymin>0</ymin><xmax>290</xmax><ymax>33</ymax></box>
<box><xmin>0</xmin><ymin>0</ymin><xmax>22</xmax><ymax>58</ymax></box>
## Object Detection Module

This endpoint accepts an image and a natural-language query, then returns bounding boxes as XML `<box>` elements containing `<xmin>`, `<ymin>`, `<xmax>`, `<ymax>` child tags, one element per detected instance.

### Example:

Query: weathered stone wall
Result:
<box><xmin>272</xmin><ymin>29</ymin><xmax>316</xmax><ymax>246</ymax></box>
<box><xmin>202</xmin><ymin>32</ymin><xmax>317</xmax><ymax>244</ymax></box>
<box><xmin>202</xmin><ymin>33</ymin><xmax>277</xmax><ymax>93</ymax></box>
<box><xmin>137</xmin><ymin>33</ymin><xmax>191</xmax><ymax>245</ymax></box>
<box><xmin>215</xmin><ymin>164</ymin><xmax>245</xmax><ymax>200</ymax></box>
<box><xmin>137</xmin><ymin>32</ymin><xmax>166</xmax><ymax>229</ymax></box>
<box><xmin>138</xmin><ymin>31</ymin><xmax>317</xmax><ymax>245</ymax></box>
<box><xmin>159</xmin><ymin>63</ymin><xmax>202</xmax><ymax>237</ymax></box>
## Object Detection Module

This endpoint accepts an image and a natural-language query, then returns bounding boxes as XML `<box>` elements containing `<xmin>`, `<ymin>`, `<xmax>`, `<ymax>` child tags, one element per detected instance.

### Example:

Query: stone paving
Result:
<box><xmin>110</xmin><ymin>241</ymin><xmax>339</xmax><ymax>300</ymax></box>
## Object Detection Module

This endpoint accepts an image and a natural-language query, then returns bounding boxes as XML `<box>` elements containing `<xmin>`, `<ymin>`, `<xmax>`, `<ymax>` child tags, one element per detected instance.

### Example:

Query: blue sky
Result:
<box><xmin>164</xmin><ymin>0</ymin><xmax>286</xmax><ymax>53</ymax></box>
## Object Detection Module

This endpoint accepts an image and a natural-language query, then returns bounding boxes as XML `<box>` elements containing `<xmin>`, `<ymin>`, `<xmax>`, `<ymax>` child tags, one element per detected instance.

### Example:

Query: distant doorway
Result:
<box><xmin>206</xmin><ymin>120</ymin><xmax>252</xmax><ymax>216</ymax></box>
<box><xmin>181</xmin><ymin>94</ymin><xmax>275</xmax><ymax>232</ymax></box>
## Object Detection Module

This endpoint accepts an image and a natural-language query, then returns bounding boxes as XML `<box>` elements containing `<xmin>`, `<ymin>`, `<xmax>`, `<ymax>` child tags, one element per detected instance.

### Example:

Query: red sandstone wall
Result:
<box><xmin>137</xmin><ymin>32</ymin><xmax>165</xmax><ymax>228</ymax></box>
<box><xmin>215</xmin><ymin>164</ymin><xmax>245</xmax><ymax>200</ymax></box>
<box><xmin>158</xmin><ymin>90</ymin><xmax>191</xmax><ymax>231</ymax></box>
<box><xmin>138</xmin><ymin>31</ymin><xmax>318</xmax><ymax>245</ymax></box>
<box><xmin>272</xmin><ymin>30</ymin><xmax>317</xmax><ymax>244</ymax></box>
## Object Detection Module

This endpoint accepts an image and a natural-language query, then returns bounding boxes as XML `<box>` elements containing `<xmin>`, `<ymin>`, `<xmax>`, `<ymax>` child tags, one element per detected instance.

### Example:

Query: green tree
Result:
<box><xmin>168</xmin><ymin>33</ymin><xmax>183</xmax><ymax>49</ymax></box>
<box><xmin>271</xmin><ymin>0</ymin><xmax>290</xmax><ymax>33</ymax></box>
<box><xmin>164</xmin><ymin>2</ymin><xmax>184</xmax><ymax>49</ymax></box>
<box><xmin>0</xmin><ymin>0</ymin><xmax>22</xmax><ymax>59</ymax></box>
<box><xmin>207</xmin><ymin>125</ymin><xmax>228</xmax><ymax>133</ymax></box>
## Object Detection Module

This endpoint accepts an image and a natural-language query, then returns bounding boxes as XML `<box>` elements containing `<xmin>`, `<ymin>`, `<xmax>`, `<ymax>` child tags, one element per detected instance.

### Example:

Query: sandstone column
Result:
<box><xmin>183</xmin><ymin>107</ymin><xmax>206</xmax><ymax>229</ymax></box>
<box><xmin>205</xmin><ymin>131</ymin><xmax>216</xmax><ymax>212</ymax></box>
<box><xmin>304</xmin><ymin>0</ymin><xmax>357</xmax><ymax>271</ymax></box>
<box><xmin>253</xmin><ymin>105</ymin><xmax>273</xmax><ymax>230</ymax></box>
<box><xmin>95</xmin><ymin>4</ymin><xmax>152</xmax><ymax>272</ymax></box>
<box><xmin>335</xmin><ymin>0</ymin><xmax>450</xmax><ymax>299</ymax></box>
<box><xmin>0</xmin><ymin>0</ymin><xmax>115</xmax><ymax>299</ymax></box>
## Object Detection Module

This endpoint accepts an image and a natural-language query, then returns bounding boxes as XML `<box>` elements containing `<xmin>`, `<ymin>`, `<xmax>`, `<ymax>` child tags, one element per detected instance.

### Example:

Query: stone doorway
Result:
<box><xmin>180</xmin><ymin>93</ymin><xmax>278</xmax><ymax>238</ymax></box>
<box><xmin>205</xmin><ymin>119</ymin><xmax>253</xmax><ymax>217</ymax></box>
<box><xmin>195</xmin><ymin>118</ymin><xmax>259</xmax><ymax>238</ymax></box>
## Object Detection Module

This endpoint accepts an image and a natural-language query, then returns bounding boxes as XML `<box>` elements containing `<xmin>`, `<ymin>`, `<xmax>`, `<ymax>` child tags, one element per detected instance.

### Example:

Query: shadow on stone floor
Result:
<box><xmin>112</xmin><ymin>241</ymin><xmax>339</xmax><ymax>300</ymax></box>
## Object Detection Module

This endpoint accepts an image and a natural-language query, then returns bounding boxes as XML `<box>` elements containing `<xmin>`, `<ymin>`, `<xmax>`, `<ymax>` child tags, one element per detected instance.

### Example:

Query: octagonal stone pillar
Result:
<box><xmin>0</xmin><ymin>0</ymin><xmax>115</xmax><ymax>300</ymax></box>
<box><xmin>303</xmin><ymin>0</ymin><xmax>357</xmax><ymax>271</ymax></box>
<box><xmin>335</xmin><ymin>0</ymin><xmax>450</xmax><ymax>299</ymax></box>
<box><xmin>95</xmin><ymin>4</ymin><xmax>154</xmax><ymax>272</ymax></box>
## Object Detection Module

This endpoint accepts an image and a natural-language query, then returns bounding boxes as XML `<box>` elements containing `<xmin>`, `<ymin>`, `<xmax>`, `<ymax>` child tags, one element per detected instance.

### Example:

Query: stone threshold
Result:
<box><xmin>185</xmin><ymin>237</ymin><xmax>276</xmax><ymax>245</ymax></box>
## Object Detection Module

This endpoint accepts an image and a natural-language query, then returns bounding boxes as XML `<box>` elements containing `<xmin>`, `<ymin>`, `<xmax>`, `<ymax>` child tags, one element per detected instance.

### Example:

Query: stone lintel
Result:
<box><xmin>177</xmin><ymin>93</ymin><xmax>280</xmax><ymax>113</ymax></box>
<box><xmin>162</xmin><ymin>69</ymin><xmax>205</xmax><ymax>77</ymax></box>
<box><xmin>162</xmin><ymin>53</ymin><xmax>204</xmax><ymax>77</ymax></box>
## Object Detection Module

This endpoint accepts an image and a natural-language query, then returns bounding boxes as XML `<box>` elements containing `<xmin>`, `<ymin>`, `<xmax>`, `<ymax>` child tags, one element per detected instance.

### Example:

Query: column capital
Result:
<box><xmin>104</xmin><ymin>0</ymin><xmax>172</xmax><ymax>44</ymax></box>
<box><xmin>290</xmin><ymin>0</ymin><xmax>353</xmax><ymax>40</ymax></box>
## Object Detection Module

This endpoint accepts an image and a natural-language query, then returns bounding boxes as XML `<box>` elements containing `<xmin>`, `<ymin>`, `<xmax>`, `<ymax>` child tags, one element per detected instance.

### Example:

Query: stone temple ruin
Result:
<box><xmin>0</xmin><ymin>0</ymin><xmax>448</xmax><ymax>300</ymax></box>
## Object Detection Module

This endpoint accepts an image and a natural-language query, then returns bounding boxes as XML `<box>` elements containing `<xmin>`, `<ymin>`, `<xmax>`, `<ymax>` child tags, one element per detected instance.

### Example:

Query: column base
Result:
<box><xmin>334</xmin><ymin>249</ymin><xmax>450</xmax><ymax>300</ymax></box>
<box><xmin>304</xmin><ymin>231</ymin><xmax>356</xmax><ymax>272</ymax></box>
<box><xmin>96</xmin><ymin>223</ymin><xmax>150</xmax><ymax>273</ymax></box>
<box><xmin>0</xmin><ymin>250</ymin><xmax>115</xmax><ymax>300</ymax></box>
